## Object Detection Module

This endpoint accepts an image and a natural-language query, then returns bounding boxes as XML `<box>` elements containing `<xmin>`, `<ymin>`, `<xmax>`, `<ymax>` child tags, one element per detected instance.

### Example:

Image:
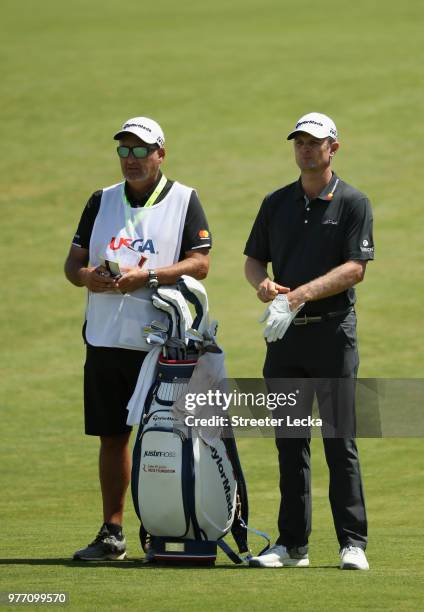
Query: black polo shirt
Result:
<box><xmin>244</xmin><ymin>173</ymin><xmax>374</xmax><ymax>315</ymax></box>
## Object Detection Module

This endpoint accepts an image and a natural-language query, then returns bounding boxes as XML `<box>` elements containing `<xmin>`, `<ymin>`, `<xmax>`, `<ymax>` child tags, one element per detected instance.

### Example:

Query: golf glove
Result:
<box><xmin>259</xmin><ymin>294</ymin><xmax>304</xmax><ymax>343</ymax></box>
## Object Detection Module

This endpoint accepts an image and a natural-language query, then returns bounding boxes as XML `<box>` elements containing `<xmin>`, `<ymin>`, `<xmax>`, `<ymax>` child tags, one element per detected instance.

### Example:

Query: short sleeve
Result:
<box><xmin>244</xmin><ymin>197</ymin><xmax>271</xmax><ymax>262</ymax></box>
<box><xmin>179</xmin><ymin>190</ymin><xmax>212</xmax><ymax>256</ymax></box>
<box><xmin>72</xmin><ymin>191</ymin><xmax>102</xmax><ymax>249</ymax></box>
<box><xmin>343</xmin><ymin>197</ymin><xmax>375</xmax><ymax>261</ymax></box>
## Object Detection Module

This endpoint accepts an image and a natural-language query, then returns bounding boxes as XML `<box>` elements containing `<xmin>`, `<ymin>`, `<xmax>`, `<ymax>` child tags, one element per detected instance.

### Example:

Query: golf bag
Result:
<box><xmin>129</xmin><ymin>277</ymin><xmax>259</xmax><ymax>564</ymax></box>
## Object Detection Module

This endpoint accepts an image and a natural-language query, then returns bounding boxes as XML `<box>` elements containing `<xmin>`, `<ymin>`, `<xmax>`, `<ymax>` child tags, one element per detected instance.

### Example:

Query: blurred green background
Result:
<box><xmin>1</xmin><ymin>0</ymin><xmax>423</xmax><ymax>610</ymax></box>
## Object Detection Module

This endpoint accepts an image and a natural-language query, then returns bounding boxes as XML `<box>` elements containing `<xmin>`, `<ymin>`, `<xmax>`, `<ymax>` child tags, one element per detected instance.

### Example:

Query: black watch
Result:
<box><xmin>147</xmin><ymin>269</ymin><xmax>159</xmax><ymax>289</ymax></box>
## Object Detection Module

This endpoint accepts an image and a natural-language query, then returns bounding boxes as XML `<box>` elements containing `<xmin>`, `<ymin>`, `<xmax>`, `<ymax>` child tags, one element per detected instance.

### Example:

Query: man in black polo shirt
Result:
<box><xmin>245</xmin><ymin>112</ymin><xmax>374</xmax><ymax>570</ymax></box>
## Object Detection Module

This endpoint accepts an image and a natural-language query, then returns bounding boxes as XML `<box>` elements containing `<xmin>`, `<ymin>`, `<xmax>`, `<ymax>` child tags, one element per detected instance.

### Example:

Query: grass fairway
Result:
<box><xmin>1</xmin><ymin>434</ymin><xmax>423</xmax><ymax>611</ymax></box>
<box><xmin>1</xmin><ymin>0</ymin><xmax>423</xmax><ymax>610</ymax></box>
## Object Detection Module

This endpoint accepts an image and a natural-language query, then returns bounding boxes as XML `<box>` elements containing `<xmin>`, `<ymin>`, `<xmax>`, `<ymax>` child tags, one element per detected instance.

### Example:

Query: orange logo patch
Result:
<box><xmin>199</xmin><ymin>230</ymin><xmax>209</xmax><ymax>238</ymax></box>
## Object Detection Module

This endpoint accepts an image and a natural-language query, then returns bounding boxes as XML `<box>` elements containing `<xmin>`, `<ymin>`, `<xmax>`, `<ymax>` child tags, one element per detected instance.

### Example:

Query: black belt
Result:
<box><xmin>293</xmin><ymin>307</ymin><xmax>353</xmax><ymax>326</ymax></box>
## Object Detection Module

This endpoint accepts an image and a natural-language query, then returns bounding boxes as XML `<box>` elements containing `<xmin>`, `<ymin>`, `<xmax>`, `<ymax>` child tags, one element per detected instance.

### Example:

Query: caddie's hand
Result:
<box><xmin>259</xmin><ymin>294</ymin><xmax>304</xmax><ymax>342</ymax></box>
<box><xmin>114</xmin><ymin>268</ymin><xmax>148</xmax><ymax>293</ymax></box>
<box><xmin>257</xmin><ymin>279</ymin><xmax>290</xmax><ymax>303</ymax></box>
<box><xmin>80</xmin><ymin>266</ymin><xmax>116</xmax><ymax>293</ymax></box>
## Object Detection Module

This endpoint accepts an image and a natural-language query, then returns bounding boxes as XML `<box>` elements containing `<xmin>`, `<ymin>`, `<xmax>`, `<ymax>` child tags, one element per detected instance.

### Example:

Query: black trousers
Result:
<box><xmin>263</xmin><ymin>310</ymin><xmax>368</xmax><ymax>550</ymax></box>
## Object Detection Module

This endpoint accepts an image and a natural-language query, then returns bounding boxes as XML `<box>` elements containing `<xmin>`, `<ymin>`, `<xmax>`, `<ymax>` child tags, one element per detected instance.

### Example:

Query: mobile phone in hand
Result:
<box><xmin>104</xmin><ymin>260</ymin><xmax>122</xmax><ymax>278</ymax></box>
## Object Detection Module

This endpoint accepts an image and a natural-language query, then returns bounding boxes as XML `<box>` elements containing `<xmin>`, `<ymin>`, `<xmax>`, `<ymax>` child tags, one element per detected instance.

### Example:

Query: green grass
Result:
<box><xmin>1</xmin><ymin>432</ymin><xmax>423</xmax><ymax>611</ymax></box>
<box><xmin>1</xmin><ymin>0</ymin><xmax>423</xmax><ymax>610</ymax></box>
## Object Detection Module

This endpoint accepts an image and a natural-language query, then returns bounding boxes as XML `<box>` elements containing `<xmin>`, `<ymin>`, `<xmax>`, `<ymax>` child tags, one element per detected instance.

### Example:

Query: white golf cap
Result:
<box><xmin>287</xmin><ymin>112</ymin><xmax>337</xmax><ymax>140</ymax></box>
<box><xmin>114</xmin><ymin>116</ymin><xmax>165</xmax><ymax>146</ymax></box>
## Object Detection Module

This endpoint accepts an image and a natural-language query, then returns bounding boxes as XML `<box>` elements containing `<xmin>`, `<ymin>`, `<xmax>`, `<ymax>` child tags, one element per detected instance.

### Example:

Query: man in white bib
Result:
<box><xmin>65</xmin><ymin>116</ymin><xmax>212</xmax><ymax>560</ymax></box>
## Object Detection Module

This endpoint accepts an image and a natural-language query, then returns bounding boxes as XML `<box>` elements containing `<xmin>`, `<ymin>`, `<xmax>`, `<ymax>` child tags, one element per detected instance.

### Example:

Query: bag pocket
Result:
<box><xmin>117</xmin><ymin>293</ymin><xmax>164</xmax><ymax>350</ymax></box>
<box><xmin>136</xmin><ymin>427</ymin><xmax>190</xmax><ymax>538</ymax></box>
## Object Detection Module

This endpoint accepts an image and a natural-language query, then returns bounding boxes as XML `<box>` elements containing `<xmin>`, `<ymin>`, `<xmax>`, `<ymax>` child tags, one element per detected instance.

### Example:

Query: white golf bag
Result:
<box><xmin>130</xmin><ymin>277</ymin><xmax>256</xmax><ymax>564</ymax></box>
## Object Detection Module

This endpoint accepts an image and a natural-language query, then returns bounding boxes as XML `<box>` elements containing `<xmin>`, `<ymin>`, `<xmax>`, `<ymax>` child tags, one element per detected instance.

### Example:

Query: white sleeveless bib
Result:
<box><xmin>85</xmin><ymin>180</ymin><xmax>192</xmax><ymax>350</ymax></box>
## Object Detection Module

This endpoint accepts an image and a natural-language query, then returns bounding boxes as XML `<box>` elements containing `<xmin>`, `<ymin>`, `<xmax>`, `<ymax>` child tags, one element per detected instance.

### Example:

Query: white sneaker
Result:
<box><xmin>340</xmin><ymin>546</ymin><xmax>369</xmax><ymax>570</ymax></box>
<box><xmin>249</xmin><ymin>544</ymin><xmax>309</xmax><ymax>568</ymax></box>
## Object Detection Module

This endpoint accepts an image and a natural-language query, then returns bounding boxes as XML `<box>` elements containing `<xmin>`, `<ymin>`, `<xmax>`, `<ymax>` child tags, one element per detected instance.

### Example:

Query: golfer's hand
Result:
<box><xmin>80</xmin><ymin>266</ymin><xmax>116</xmax><ymax>293</ymax></box>
<box><xmin>257</xmin><ymin>279</ymin><xmax>290</xmax><ymax>303</ymax></box>
<box><xmin>114</xmin><ymin>268</ymin><xmax>148</xmax><ymax>293</ymax></box>
<box><xmin>259</xmin><ymin>294</ymin><xmax>304</xmax><ymax>342</ymax></box>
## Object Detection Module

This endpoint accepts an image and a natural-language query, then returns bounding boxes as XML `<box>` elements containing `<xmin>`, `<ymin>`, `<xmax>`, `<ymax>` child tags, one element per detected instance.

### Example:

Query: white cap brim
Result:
<box><xmin>287</xmin><ymin>125</ymin><xmax>334</xmax><ymax>140</ymax></box>
<box><xmin>114</xmin><ymin>127</ymin><xmax>158</xmax><ymax>144</ymax></box>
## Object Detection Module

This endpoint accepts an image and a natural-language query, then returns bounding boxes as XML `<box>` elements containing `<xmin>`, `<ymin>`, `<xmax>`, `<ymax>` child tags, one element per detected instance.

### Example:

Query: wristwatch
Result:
<box><xmin>147</xmin><ymin>269</ymin><xmax>159</xmax><ymax>289</ymax></box>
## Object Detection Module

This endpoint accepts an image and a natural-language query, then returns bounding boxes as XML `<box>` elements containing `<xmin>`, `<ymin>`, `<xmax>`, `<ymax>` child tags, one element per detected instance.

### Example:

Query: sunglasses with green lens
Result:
<box><xmin>116</xmin><ymin>145</ymin><xmax>158</xmax><ymax>159</ymax></box>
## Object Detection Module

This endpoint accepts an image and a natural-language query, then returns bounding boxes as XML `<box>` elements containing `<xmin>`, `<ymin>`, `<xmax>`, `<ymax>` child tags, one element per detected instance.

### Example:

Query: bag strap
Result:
<box><xmin>218</xmin><ymin>520</ymin><xmax>271</xmax><ymax>564</ymax></box>
<box><xmin>217</xmin><ymin>539</ymin><xmax>244</xmax><ymax>564</ymax></box>
<box><xmin>222</xmin><ymin>428</ymin><xmax>250</xmax><ymax>554</ymax></box>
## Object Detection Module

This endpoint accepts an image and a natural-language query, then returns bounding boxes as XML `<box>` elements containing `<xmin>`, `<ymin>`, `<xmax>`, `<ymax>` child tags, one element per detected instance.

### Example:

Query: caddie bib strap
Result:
<box><xmin>122</xmin><ymin>174</ymin><xmax>168</xmax><ymax>208</ymax></box>
<box><xmin>122</xmin><ymin>175</ymin><xmax>168</xmax><ymax>234</ymax></box>
<box><xmin>144</xmin><ymin>174</ymin><xmax>168</xmax><ymax>208</ymax></box>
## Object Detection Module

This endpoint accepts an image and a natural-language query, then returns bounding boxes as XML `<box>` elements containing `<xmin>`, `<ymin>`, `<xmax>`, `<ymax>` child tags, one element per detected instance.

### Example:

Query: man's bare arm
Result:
<box><xmin>64</xmin><ymin>245</ymin><xmax>89</xmax><ymax>287</ymax></box>
<box><xmin>287</xmin><ymin>260</ymin><xmax>367</xmax><ymax>310</ymax></box>
<box><xmin>114</xmin><ymin>248</ymin><xmax>210</xmax><ymax>293</ymax></box>
<box><xmin>153</xmin><ymin>249</ymin><xmax>209</xmax><ymax>283</ymax></box>
<box><xmin>65</xmin><ymin>245</ymin><xmax>210</xmax><ymax>294</ymax></box>
<box><xmin>244</xmin><ymin>256</ymin><xmax>290</xmax><ymax>303</ymax></box>
<box><xmin>64</xmin><ymin>245</ymin><xmax>116</xmax><ymax>292</ymax></box>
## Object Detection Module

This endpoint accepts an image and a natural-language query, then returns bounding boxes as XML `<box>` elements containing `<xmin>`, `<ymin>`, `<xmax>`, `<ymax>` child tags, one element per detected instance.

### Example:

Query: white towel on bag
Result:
<box><xmin>126</xmin><ymin>347</ymin><xmax>161</xmax><ymax>425</ymax></box>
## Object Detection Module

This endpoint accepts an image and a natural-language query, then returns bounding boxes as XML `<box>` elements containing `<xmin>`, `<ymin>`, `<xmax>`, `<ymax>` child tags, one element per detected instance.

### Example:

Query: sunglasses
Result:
<box><xmin>116</xmin><ymin>145</ymin><xmax>158</xmax><ymax>159</ymax></box>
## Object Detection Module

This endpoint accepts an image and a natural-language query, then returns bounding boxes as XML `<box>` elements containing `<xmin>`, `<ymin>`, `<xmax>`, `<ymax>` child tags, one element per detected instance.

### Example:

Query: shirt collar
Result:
<box><xmin>296</xmin><ymin>172</ymin><xmax>340</xmax><ymax>204</ymax></box>
<box><xmin>316</xmin><ymin>172</ymin><xmax>339</xmax><ymax>201</ymax></box>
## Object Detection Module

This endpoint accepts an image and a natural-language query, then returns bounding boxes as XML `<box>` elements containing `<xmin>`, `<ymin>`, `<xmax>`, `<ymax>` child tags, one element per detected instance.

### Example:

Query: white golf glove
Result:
<box><xmin>259</xmin><ymin>294</ymin><xmax>304</xmax><ymax>343</ymax></box>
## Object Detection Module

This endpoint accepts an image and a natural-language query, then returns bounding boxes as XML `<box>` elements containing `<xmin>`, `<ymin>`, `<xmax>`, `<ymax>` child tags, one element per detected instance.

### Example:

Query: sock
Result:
<box><xmin>104</xmin><ymin>522</ymin><xmax>123</xmax><ymax>538</ymax></box>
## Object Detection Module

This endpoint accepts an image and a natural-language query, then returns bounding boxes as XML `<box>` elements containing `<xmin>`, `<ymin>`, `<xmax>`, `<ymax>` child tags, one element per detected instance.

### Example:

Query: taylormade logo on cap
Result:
<box><xmin>123</xmin><ymin>122</ymin><xmax>152</xmax><ymax>132</ymax></box>
<box><xmin>114</xmin><ymin>116</ymin><xmax>165</xmax><ymax>146</ymax></box>
<box><xmin>287</xmin><ymin>112</ymin><xmax>338</xmax><ymax>140</ymax></box>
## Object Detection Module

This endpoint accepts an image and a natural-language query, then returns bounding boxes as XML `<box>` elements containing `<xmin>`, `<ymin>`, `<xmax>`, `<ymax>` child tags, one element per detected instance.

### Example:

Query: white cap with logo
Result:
<box><xmin>287</xmin><ymin>112</ymin><xmax>338</xmax><ymax>141</ymax></box>
<box><xmin>114</xmin><ymin>116</ymin><xmax>165</xmax><ymax>147</ymax></box>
